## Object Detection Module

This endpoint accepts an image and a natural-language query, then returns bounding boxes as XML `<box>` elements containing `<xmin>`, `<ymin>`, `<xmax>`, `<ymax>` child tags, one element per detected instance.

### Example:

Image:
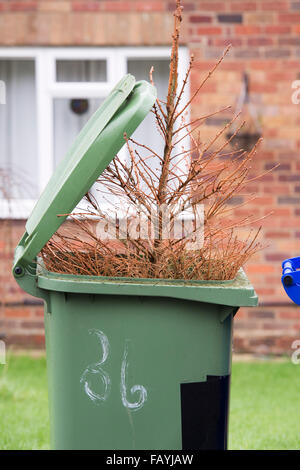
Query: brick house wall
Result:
<box><xmin>1</xmin><ymin>0</ymin><xmax>300</xmax><ymax>354</ymax></box>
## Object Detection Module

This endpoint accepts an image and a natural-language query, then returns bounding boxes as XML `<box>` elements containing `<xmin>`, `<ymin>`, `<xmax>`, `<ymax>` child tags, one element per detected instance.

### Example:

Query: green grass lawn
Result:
<box><xmin>0</xmin><ymin>354</ymin><xmax>49</xmax><ymax>450</ymax></box>
<box><xmin>0</xmin><ymin>354</ymin><xmax>299</xmax><ymax>450</ymax></box>
<box><xmin>230</xmin><ymin>361</ymin><xmax>300</xmax><ymax>450</ymax></box>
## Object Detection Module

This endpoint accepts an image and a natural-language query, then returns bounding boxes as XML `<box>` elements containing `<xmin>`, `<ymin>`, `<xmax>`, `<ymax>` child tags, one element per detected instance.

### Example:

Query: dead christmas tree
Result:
<box><xmin>41</xmin><ymin>0</ymin><xmax>271</xmax><ymax>281</ymax></box>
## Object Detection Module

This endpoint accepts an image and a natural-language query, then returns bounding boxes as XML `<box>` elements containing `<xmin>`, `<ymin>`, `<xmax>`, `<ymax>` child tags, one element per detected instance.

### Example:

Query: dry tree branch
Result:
<box><xmin>41</xmin><ymin>0</ymin><xmax>268</xmax><ymax>282</ymax></box>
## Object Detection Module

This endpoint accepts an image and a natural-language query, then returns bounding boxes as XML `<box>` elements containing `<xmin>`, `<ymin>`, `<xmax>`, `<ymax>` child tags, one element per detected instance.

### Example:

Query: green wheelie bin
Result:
<box><xmin>13</xmin><ymin>74</ymin><xmax>258</xmax><ymax>450</ymax></box>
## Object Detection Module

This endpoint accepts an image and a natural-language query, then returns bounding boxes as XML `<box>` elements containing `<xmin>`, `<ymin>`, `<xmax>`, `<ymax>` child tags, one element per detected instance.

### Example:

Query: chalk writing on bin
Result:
<box><xmin>121</xmin><ymin>340</ymin><xmax>147</xmax><ymax>411</ymax></box>
<box><xmin>81</xmin><ymin>329</ymin><xmax>147</xmax><ymax>411</ymax></box>
<box><xmin>80</xmin><ymin>329</ymin><xmax>111</xmax><ymax>404</ymax></box>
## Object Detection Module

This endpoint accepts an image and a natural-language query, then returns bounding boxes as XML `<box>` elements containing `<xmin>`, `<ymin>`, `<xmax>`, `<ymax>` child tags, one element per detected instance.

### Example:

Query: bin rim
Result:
<box><xmin>37</xmin><ymin>263</ymin><xmax>258</xmax><ymax>308</ymax></box>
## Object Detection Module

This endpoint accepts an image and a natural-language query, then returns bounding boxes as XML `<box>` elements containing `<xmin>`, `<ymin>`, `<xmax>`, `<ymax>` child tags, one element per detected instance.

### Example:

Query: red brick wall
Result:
<box><xmin>187</xmin><ymin>0</ymin><xmax>300</xmax><ymax>354</ymax></box>
<box><xmin>0</xmin><ymin>220</ymin><xmax>44</xmax><ymax>348</ymax></box>
<box><xmin>1</xmin><ymin>0</ymin><xmax>300</xmax><ymax>354</ymax></box>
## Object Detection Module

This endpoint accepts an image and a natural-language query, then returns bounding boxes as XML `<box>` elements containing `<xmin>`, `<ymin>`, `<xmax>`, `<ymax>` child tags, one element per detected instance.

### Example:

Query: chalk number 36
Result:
<box><xmin>80</xmin><ymin>329</ymin><xmax>147</xmax><ymax>411</ymax></box>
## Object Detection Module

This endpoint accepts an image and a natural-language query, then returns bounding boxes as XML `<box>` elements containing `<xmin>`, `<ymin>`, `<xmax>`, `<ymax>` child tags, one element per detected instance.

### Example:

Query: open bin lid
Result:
<box><xmin>13</xmin><ymin>74</ymin><xmax>157</xmax><ymax>277</ymax></box>
<box><xmin>13</xmin><ymin>74</ymin><xmax>258</xmax><ymax>312</ymax></box>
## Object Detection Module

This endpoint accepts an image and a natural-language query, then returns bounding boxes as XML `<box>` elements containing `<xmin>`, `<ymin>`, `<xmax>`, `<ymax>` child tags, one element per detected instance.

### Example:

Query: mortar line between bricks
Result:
<box><xmin>1</xmin><ymin>301</ymin><xmax>44</xmax><ymax>307</ymax></box>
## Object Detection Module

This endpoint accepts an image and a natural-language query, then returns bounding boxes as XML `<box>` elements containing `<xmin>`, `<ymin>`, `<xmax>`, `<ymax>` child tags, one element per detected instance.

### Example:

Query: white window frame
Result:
<box><xmin>0</xmin><ymin>46</ymin><xmax>190</xmax><ymax>219</ymax></box>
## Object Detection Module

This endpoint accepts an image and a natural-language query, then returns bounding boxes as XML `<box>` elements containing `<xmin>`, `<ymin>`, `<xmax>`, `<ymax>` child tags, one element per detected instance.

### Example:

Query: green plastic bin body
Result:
<box><xmin>13</xmin><ymin>74</ymin><xmax>258</xmax><ymax>450</ymax></box>
<box><xmin>40</xmin><ymin>268</ymin><xmax>257</xmax><ymax>450</ymax></box>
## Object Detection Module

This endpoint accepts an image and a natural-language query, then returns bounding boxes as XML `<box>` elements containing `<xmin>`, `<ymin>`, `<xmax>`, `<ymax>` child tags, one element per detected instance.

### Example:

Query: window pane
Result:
<box><xmin>0</xmin><ymin>59</ymin><xmax>38</xmax><ymax>199</ymax></box>
<box><xmin>56</xmin><ymin>60</ymin><xmax>107</xmax><ymax>82</ymax></box>
<box><xmin>53</xmin><ymin>97</ymin><xmax>103</xmax><ymax>166</ymax></box>
<box><xmin>127</xmin><ymin>59</ymin><xmax>169</xmax><ymax>158</ymax></box>
<box><xmin>128</xmin><ymin>59</ymin><xmax>169</xmax><ymax>100</ymax></box>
